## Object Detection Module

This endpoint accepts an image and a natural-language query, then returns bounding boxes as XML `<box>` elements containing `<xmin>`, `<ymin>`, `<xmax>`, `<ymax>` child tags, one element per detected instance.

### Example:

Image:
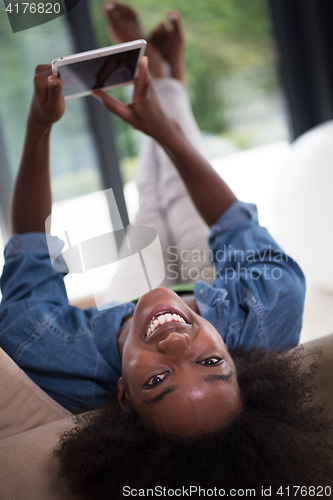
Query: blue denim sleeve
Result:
<box><xmin>208</xmin><ymin>201</ymin><xmax>306</xmax><ymax>350</ymax></box>
<box><xmin>1</xmin><ymin>233</ymin><xmax>69</xmax><ymax>307</ymax></box>
<box><xmin>0</xmin><ymin>233</ymin><xmax>135</xmax><ymax>410</ymax></box>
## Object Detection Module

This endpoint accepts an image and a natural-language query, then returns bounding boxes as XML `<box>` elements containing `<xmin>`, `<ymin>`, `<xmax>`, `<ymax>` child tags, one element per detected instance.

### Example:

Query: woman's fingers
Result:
<box><xmin>92</xmin><ymin>90</ymin><xmax>132</xmax><ymax>123</ymax></box>
<box><xmin>47</xmin><ymin>76</ymin><xmax>63</xmax><ymax>105</ymax></box>
<box><xmin>133</xmin><ymin>57</ymin><xmax>151</xmax><ymax>103</ymax></box>
<box><xmin>34</xmin><ymin>68</ymin><xmax>62</xmax><ymax>103</ymax></box>
<box><xmin>30</xmin><ymin>65</ymin><xmax>65</xmax><ymax>127</ymax></box>
<box><xmin>93</xmin><ymin>57</ymin><xmax>159</xmax><ymax>135</ymax></box>
<box><xmin>33</xmin><ymin>68</ymin><xmax>53</xmax><ymax>93</ymax></box>
<box><xmin>35</xmin><ymin>64</ymin><xmax>52</xmax><ymax>74</ymax></box>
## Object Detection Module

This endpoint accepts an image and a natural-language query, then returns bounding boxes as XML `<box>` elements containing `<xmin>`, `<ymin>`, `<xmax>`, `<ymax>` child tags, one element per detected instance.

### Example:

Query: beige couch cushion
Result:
<box><xmin>0</xmin><ymin>347</ymin><xmax>75</xmax><ymax>499</ymax></box>
<box><xmin>0</xmin><ymin>348</ymin><xmax>72</xmax><ymax>440</ymax></box>
<box><xmin>0</xmin><ymin>417</ymin><xmax>76</xmax><ymax>500</ymax></box>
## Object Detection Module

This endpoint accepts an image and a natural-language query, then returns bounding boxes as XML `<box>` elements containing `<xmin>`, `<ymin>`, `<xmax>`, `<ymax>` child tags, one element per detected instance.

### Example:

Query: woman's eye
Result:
<box><xmin>198</xmin><ymin>357</ymin><xmax>223</xmax><ymax>366</ymax></box>
<box><xmin>146</xmin><ymin>372</ymin><xmax>168</xmax><ymax>387</ymax></box>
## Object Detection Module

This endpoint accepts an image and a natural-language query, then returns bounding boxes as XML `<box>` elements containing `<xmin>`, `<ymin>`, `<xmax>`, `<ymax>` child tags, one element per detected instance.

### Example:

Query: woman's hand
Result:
<box><xmin>28</xmin><ymin>64</ymin><xmax>65</xmax><ymax>131</ymax></box>
<box><xmin>94</xmin><ymin>56</ymin><xmax>236</xmax><ymax>226</ymax></box>
<box><xmin>92</xmin><ymin>57</ymin><xmax>176</xmax><ymax>143</ymax></box>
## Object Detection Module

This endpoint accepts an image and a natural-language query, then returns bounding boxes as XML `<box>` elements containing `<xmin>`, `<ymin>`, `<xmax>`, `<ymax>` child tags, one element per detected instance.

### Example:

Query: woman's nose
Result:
<box><xmin>158</xmin><ymin>331</ymin><xmax>191</xmax><ymax>355</ymax></box>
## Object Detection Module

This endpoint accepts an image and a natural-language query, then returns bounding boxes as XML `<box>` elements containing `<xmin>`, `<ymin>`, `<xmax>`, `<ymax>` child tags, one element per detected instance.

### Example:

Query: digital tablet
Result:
<box><xmin>52</xmin><ymin>39</ymin><xmax>147</xmax><ymax>100</ymax></box>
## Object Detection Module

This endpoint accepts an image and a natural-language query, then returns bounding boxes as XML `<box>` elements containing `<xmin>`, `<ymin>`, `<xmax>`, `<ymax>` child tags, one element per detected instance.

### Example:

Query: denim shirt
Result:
<box><xmin>0</xmin><ymin>201</ymin><xmax>305</xmax><ymax>411</ymax></box>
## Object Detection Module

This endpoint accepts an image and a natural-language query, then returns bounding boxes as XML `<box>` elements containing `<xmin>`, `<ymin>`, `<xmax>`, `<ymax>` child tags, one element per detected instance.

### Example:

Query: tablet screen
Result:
<box><xmin>57</xmin><ymin>48</ymin><xmax>141</xmax><ymax>98</ymax></box>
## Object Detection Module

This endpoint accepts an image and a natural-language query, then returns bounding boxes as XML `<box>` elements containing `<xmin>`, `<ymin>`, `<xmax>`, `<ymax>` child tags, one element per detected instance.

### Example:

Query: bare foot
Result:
<box><xmin>103</xmin><ymin>1</ymin><xmax>171</xmax><ymax>79</ymax></box>
<box><xmin>150</xmin><ymin>11</ymin><xmax>185</xmax><ymax>84</ymax></box>
<box><xmin>103</xmin><ymin>1</ymin><xmax>145</xmax><ymax>43</ymax></box>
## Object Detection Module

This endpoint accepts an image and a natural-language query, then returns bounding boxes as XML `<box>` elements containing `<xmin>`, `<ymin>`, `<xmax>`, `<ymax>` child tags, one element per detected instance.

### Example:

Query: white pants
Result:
<box><xmin>102</xmin><ymin>78</ymin><xmax>214</xmax><ymax>304</ymax></box>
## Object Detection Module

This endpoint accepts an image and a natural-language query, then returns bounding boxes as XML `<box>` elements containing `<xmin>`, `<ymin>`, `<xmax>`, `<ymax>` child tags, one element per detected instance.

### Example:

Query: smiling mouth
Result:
<box><xmin>145</xmin><ymin>312</ymin><xmax>189</xmax><ymax>340</ymax></box>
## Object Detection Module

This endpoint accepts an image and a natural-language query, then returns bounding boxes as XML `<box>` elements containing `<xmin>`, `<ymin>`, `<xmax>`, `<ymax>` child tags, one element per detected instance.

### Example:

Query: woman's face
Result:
<box><xmin>117</xmin><ymin>288</ymin><xmax>242</xmax><ymax>436</ymax></box>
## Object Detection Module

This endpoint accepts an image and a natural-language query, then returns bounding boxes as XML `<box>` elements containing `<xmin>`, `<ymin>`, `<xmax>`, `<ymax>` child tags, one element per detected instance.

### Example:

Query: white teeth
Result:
<box><xmin>158</xmin><ymin>316</ymin><xmax>165</xmax><ymax>325</ymax></box>
<box><xmin>145</xmin><ymin>312</ymin><xmax>187</xmax><ymax>338</ymax></box>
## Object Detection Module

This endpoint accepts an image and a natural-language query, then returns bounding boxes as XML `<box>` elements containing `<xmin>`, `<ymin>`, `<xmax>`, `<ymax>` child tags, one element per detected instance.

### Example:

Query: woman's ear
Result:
<box><xmin>117</xmin><ymin>377</ymin><xmax>131</xmax><ymax>412</ymax></box>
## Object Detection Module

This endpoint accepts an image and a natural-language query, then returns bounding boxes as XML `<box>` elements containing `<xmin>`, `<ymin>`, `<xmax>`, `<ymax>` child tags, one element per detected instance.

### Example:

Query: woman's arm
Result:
<box><xmin>160</xmin><ymin>127</ymin><xmax>237</xmax><ymax>226</ymax></box>
<box><xmin>93</xmin><ymin>57</ymin><xmax>236</xmax><ymax>227</ymax></box>
<box><xmin>11</xmin><ymin>65</ymin><xmax>65</xmax><ymax>234</ymax></box>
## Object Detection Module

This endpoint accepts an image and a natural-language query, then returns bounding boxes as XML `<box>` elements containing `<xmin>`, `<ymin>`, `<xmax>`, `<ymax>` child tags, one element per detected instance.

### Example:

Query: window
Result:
<box><xmin>0</xmin><ymin>0</ymin><xmax>289</xmax><ymax>303</ymax></box>
<box><xmin>89</xmin><ymin>0</ymin><xmax>288</xmax><ymax>175</ymax></box>
<box><xmin>0</xmin><ymin>5</ymin><xmax>104</xmax><ymax>301</ymax></box>
<box><xmin>0</xmin><ymin>7</ymin><xmax>103</xmax><ymax>204</ymax></box>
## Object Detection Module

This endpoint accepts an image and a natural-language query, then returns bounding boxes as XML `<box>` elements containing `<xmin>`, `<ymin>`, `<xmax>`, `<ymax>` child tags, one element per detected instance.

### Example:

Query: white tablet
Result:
<box><xmin>52</xmin><ymin>39</ymin><xmax>147</xmax><ymax>100</ymax></box>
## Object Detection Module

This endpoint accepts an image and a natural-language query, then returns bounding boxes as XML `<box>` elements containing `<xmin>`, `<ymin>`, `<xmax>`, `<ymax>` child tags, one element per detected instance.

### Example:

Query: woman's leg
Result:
<box><xmin>101</xmin><ymin>134</ymin><xmax>177</xmax><ymax>305</ymax></box>
<box><xmin>148</xmin><ymin>12</ymin><xmax>214</xmax><ymax>284</ymax></box>
<box><xmin>101</xmin><ymin>4</ymin><xmax>177</xmax><ymax>304</ymax></box>
<box><xmin>101</xmin><ymin>4</ymin><xmax>214</xmax><ymax>305</ymax></box>
<box><xmin>153</xmin><ymin>78</ymin><xmax>215</xmax><ymax>284</ymax></box>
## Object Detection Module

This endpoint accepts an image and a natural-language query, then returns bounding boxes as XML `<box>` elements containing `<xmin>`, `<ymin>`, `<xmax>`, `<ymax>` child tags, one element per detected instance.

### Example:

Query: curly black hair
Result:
<box><xmin>55</xmin><ymin>346</ymin><xmax>333</xmax><ymax>499</ymax></box>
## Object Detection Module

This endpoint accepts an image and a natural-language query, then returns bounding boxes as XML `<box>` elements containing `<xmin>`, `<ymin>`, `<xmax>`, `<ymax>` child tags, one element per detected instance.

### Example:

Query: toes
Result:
<box><xmin>103</xmin><ymin>2</ymin><xmax>117</xmax><ymax>15</ymax></box>
<box><xmin>103</xmin><ymin>2</ymin><xmax>118</xmax><ymax>22</ymax></box>
<box><xmin>168</xmin><ymin>11</ymin><xmax>182</xmax><ymax>35</ymax></box>
<box><xmin>159</xmin><ymin>23</ymin><xmax>168</xmax><ymax>35</ymax></box>
<box><xmin>151</xmin><ymin>21</ymin><xmax>166</xmax><ymax>38</ymax></box>
<box><xmin>103</xmin><ymin>1</ymin><xmax>136</xmax><ymax>21</ymax></box>
<box><xmin>103</xmin><ymin>0</ymin><xmax>145</xmax><ymax>43</ymax></box>
<box><xmin>116</xmin><ymin>2</ymin><xmax>136</xmax><ymax>18</ymax></box>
